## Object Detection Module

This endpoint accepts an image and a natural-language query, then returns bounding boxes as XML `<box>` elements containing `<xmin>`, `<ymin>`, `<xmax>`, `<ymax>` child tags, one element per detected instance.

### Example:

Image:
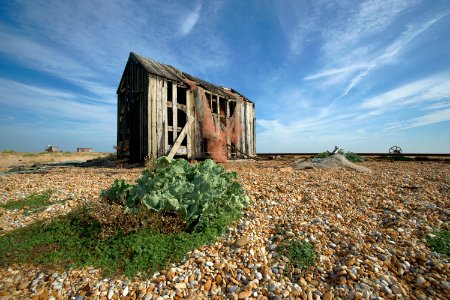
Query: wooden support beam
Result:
<box><xmin>167</xmin><ymin>116</ymin><xmax>193</xmax><ymax>159</ymax></box>
<box><xmin>187</xmin><ymin>90</ymin><xmax>195</xmax><ymax>159</ymax></box>
<box><xmin>149</xmin><ymin>76</ymin><xmax>157</xmax><ymax>158</ymax></box>
<box><xmin>162</xmin><ymin>80</ymin><xmax>168</xmax><ymax>154</ymax></box>
<box><xmin>173</xmin><ymin>82</ymin><xmax>178</xmax><ymax>142</ymax></box>
<box><xmin>226</xmin><ymin>100</ymin><xmax>230</xmax><ymax>158</ymax></box>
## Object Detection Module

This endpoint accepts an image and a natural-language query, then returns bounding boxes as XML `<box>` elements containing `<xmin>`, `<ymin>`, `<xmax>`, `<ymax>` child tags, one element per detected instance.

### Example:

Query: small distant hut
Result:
<box><xmin>116</xmin><ymin>52</ymin><xmax>256</xmax><ymax>161</ymax></box>
<box><xmin>77</xmin><ymin>148</ymin><xmax>94</xmax><ymax>153</ymax></box>
<box><xmin>45</xmin><ymin>145</ymin><xmax>60</xmax><ymax>153</ymax></box>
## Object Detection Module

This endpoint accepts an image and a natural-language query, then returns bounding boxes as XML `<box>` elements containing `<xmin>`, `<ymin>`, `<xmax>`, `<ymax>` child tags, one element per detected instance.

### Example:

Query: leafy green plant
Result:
<box><xmin>345</xmin><ymin>151</ymin><xmax>364</xmax><ymax>162</ymax></box>
<box><xmin>100</xmin><ymin>179</ymin><xmax>134</xmax><ymax>206</ymax></box>
<box><xmin>1</xmin><ymin>190</ymin><xmax>53</xmax><ymax>211</ymax></box>
<box><xmin>316</xmin><ymin>151</ymin><xmax>330</xmax><ymax>158</ymax></box>
<box><xmin>101</xmin><ymin>157</ymin><xmax>250</xmax><ymax>232</ymax></box>
<box><xmin>427</xmin><ymin>229</ymin><xmax>450</xmax><ymax>257</ymax></box>
<box><xmin>278</xmin><ymin>237</ymin><xmax>316</xmax><ymax>270</ymax></box>
<box><xmin>0</xmin><ymin>157</ymin><xmax>250</xmax><ymax>277</ymax></box>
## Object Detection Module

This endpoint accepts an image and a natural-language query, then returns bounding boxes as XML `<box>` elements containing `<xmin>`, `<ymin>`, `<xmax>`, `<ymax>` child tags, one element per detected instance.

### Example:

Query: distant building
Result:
<box><xmin>77</xmin><ymin>148</ymin><xmax>94</xmax><ymax>153</ymax></box>
<box><xmin>45</xmin><ymin>145</ymin><xmax>61</xmax><ymax>152</ymax></box>
<box><xmin>116</xmin><ymin>52</ymin><xmax>256</xmax><ymax>161</ymax></box>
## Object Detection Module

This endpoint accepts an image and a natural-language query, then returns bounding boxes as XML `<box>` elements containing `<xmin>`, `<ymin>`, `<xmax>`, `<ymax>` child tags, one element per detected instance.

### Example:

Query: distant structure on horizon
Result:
<box><xmin>77</xmin><ymin>148</ymin><xmax>94</xmax><ymax>153</ymax></box>
<box><xmin>45</xmin><ymin>145</ymin><xmax>60</xmax><ymax>153</ymax></box>
<box><xmin>116</xmin><ymin>52</ymin><xmax>255</xmax><ymax>161</ymax></box>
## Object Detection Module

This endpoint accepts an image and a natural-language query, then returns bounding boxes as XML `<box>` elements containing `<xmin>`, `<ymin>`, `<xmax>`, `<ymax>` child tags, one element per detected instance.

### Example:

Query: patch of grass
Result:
<box><xmin>22</xmin><ymin>152</ymin><xmax>50</xmax><ymax>157</ymax></box>
<box><xmin>427</xmin><ymin>229</ymin><xmax>450</xmax><ymax>257</ymax></box>
<box><xmin>278</xmin><ymin>237</ymin><xmax>317</xmax><ymax>270</ymax></box>
<box><xmin>22</xmin><ymin>152</ymin><xmax>38</xmax><ymax>157</ymax></box>
<box><xmin>1</xmin><ymin>190</ymin><xmax>53</xmax><ymax>211</ymax></box>
<box><xmin>316</xmin><ymin>149</ymin><xmax>364</xmax><ymax>162</ymax></box>
<box><xmin>0</xmin><ymin>205</ymin><xmax>241</xmax><ymax>277</ymax></box>
<box><xmin>0</xmin><ymin>157</ymin><xmax>249</xmax><ymax>277</ymax></box>
<box><xmin>1</xmin><ymin>149</ymin><xmax>16</xmax><ymax>154</ymax></box>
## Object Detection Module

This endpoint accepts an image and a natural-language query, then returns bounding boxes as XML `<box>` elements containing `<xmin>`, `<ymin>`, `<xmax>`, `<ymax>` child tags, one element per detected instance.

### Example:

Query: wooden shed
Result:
<box><xmin>116</xmin><ymin>52</ymin><xmax>256</xmax><ymax>161</ymax></box>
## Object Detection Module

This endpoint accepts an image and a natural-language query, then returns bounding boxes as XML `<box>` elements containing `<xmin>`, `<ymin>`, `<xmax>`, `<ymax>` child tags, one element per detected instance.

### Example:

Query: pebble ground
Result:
<box><xmin>0</xmin><ymin>155</ymin><xmax>449</xmax><ymax>299</ymax></box>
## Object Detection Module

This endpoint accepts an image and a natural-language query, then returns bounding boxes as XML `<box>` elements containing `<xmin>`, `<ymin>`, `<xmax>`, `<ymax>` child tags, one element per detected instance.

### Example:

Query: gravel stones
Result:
<box><xmin>0</xmin><ymin>158</ymin><xmax>449</xmax><ymax>299</ymax></box>
<box><xmin>234</xmin><ymin>236</ymin><xmax>251</xmax><ymax>247</ymax></box>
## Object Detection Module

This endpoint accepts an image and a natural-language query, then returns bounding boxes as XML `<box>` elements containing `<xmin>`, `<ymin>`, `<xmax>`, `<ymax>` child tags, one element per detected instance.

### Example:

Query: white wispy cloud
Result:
<box><xmin>0</xmin><ymin>78</ymin><xmax>115</xmax><ymax>129</ymax></box>
<box><xmin>0</xmin><ymin>28</ymin><xmax>91</xmax><ymax>78</ymax></box>
<box><xmin>304</xmin><ymin>64</ymin><xmax>367</xmax><ymax>81</ymax></box>
<box><xmin>315</xmin><ymin>11</ymin><xmax>449</xmax><ymax>101</ymax></box>
<box><xmin>386</xmin><ymin>108</ymin><xmax>450</xmax><ymax>131</ymax></box>
<box><xmin>1</xmin><ymin>0</ymin><xmax>228</xmax><ymax>86</ymax></box>
<box><xmin>322</xmin><ymin>0</ymin><xmax>420</xmax><ymax>59</ymax></box>
<box><xmin>409</xmin><ymin>108</ymin><xmax>450</xmax><ymax>128</ymax></box>
<box><xmin>180</xmin><ymin>4</ymin><xmax>202</xmax><ymax>36</ymax></box>
<box><xmin>360</xmin><ymin>75</ymin><xmax>450</xmax><ymax>109</ymax></box>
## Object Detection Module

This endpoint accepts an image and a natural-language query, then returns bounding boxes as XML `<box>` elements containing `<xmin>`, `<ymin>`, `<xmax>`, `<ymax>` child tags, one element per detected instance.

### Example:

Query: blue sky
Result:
<box><xmin>0</xmin><ymin>0</ymin><xmax>449</xmax><ymax>153</ymax></box>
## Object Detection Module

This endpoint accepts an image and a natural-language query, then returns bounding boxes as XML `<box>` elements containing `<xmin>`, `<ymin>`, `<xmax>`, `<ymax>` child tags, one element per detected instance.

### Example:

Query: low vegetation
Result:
<box><xmin>316</xmin><ymin>148</ymin><xmax>364</xmax><ymax>162</ymax></box>
<box><xmin>101</xmin><ymin>157</ymin><xmax>249</xmax><ymax>232</ymax></box>
<box><xmin>427</xmin><ymin>229</ymin><xmax>450</xmax><ymax>257</ymax></box>
<box><xmin>278</xmin><ymin>238</ymin><xmax>316</xmax><ymax>270</ymax></box>
<box><xmin>1</xmin><ymin>190</ymin><xmax>53</xmax><ymax>211</ymax></box>
<box><xmin>1</xmin><ymin>149</ymin><xmax>16</xmax><ymax>154</ymax></box>
<box><xmin>273</xmin><ymin>224</ymin><xmax>317</xmax><ymax>273</ymax></box>
<box><xmin>0</xmin><ymin>157</ymin><xmax>250</xmax><ymax>277</ymax></box>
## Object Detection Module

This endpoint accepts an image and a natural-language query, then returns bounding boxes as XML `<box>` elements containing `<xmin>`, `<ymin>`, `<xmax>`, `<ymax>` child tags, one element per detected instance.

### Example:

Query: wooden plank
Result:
<box><xmin>167</xmin><ymin>116</ymin><xmax>193</xmax><ymax>159</ymax></box>
<box><xmin>187</xmin><ymin>90</ymin><xmax>194</xmax><ymax>159</ymax></box>
<box><xmin>226</xmin><ymin>100</ymin><xmax>230</xmax><ymax>158</ymax></box>
<box><xmin>250</xmin><ymin>104</ymin><xmax>255</xmax><ymax>156</ymax></box>
<box><xmin>176</xmin><ymin>146</ymin><xmax>187</xmax><ymax>155</ymax></box>
<box><xmin>139</xmin><ymin>94</ymin><xmax>142</xmax><ymax>160</ymax></box>
<box><xmin>116</xmin><ymin>93</ymin><xmax>120</xmax><ymax>157</ymax></box>
<box><xmin>194</xmin><ymin>89</ymin><xmax>203</xmax><ymax>159</ymax></box>
<box><xmin>147</xmin><ymin>76</ymin><xmax>155</xmax><ymax>158</ymax></box>
<box><xmin>162</xmin><ymin>79</ymin><xmax>168</xmax><ymax>154</ymax></box>
<box><xmin>245</xmin><ymin>101</ymin><xmax>249</xmax><ymax>157</ymax></box>
<box><xmin>240</xmin><ymin>100</ymin><xmax>246</xmax><ymax>157</ymax></box>
<box><xmin>173</xmin><ymin>82</ymin><xmax>178</xmax><ymax>142</ymax></box>
<box><xmin>151</xmin><ymin>76</ymin><xmax>157</xmax><ymax>158</ymax></box>
<box><xmin>156</xmin><ymin>77</ymin><xmax>163</xmax><ymax>156</ymax></box>
<box><xmin>246</xmin><ymin>101</ymin><xmax>252</xmax><ymax>156</ymax></box>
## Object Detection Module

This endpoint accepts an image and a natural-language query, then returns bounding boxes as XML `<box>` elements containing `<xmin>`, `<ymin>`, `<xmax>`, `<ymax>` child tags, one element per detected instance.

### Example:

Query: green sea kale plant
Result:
<box><xmin>100</xmin><ymin>157</ymin><xmax>250</xmax><ymax>232</ymax></box>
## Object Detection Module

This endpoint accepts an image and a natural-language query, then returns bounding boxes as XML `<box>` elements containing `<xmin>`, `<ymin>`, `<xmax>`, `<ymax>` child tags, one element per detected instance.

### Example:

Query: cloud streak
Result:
<box><xmin>360</xmin><ymin>75</ymin><xmax>450</xmax><ymax>109</ymax></box>
<box><xmin>0</xmin><ymin>78</ymin><xmax>115</xmax><ymax>129</ymax></box>
<box><xmin>180</xmin><ymin>4</ymin><xmax>202</xmax><ymax>36</ymax></box>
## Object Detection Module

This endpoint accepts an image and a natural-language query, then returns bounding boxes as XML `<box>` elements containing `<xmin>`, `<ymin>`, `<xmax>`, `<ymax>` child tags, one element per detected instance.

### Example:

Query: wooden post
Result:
<box><xmin>162</xmin><ymin>80</ymin><xmax>168</xmax><ymax>154</ymax></box>
<box><xmin>151</xmin><ymin>76</ymin><xmax>157</xmax><ymax>158</ymax></box>
<box><xmin>173</xmin><ymin>83</ymin><xmax>178</xmax><ymax>142</ymax></box>
<box><xmin>187</xmin><ymin>90</ymin><xmax>195</xmax><ymax>159</ymax></box>
<box><xmin>226</xmin><ymin>99</ymin><xmax>230</xmax><ymax>158</ymax></box>
<box><xmin>156</xmin><ymin>77</ymin><xmax>164</xmax><ymax>156</ymax></box>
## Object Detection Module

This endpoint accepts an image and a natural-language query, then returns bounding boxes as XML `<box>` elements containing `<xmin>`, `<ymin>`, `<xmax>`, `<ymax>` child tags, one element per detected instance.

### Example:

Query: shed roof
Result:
<box><xmin>128</xmin><ymin>52</ymin><xmax>252</xmax><ymax>102</ymax></box>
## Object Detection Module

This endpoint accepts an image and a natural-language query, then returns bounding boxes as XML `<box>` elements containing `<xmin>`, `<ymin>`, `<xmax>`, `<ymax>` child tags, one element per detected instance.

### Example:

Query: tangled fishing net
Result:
<box><xmin>195</xmin><ymin>87</ymin><xmax>242</xmax><ymax>162</ymax></box>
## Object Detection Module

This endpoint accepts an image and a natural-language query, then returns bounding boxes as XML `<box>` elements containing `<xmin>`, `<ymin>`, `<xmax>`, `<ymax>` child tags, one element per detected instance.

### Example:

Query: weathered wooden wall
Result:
<box><xmin>117</xmin><ymin>58</ymin><xmax>148</xmax><ymax>161</ymax></box>
<box><xmin>118</xmin><ymin>58</ymin><xmax>255</xmax><ymax>161</ymax></box>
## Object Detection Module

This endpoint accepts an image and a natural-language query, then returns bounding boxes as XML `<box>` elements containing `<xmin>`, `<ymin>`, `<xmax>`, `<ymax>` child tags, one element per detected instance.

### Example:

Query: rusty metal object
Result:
<box><xmin>389</xmin><ymin>146</ymin><xmax>402</xmax><ymax>155</ymax></box>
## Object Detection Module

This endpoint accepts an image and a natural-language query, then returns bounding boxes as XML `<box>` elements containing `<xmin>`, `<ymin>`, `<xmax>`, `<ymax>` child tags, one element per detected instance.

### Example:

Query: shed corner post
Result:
<box><xmin>187</xmin><ymin>89</ymin><xmax>196</xmax><ymax>160</ymax></box>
